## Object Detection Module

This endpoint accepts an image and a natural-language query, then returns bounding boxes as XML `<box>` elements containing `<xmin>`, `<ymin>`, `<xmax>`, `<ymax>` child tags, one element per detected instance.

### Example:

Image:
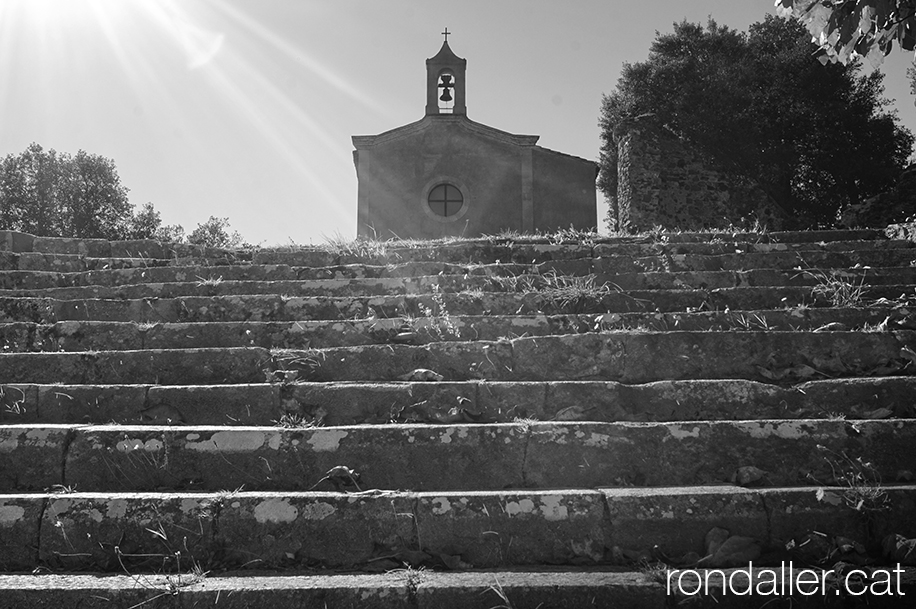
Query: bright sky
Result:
<box><xmin>1</xmin><ymin>0</ymin><xmax>913</xmax><ymax>246</ymax></box>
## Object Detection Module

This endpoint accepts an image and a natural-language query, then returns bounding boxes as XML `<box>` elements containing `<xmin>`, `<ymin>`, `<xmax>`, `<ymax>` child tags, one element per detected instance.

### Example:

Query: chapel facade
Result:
<box><xmin>351</xmin><ymin>33</ymin><xmax>598</xmax><ymax>239</ymax></box>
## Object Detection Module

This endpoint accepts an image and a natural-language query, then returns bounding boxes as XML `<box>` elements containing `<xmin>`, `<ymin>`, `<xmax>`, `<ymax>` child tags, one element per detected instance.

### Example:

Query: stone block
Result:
<box><xmin>109</xmin><ymin>240</ymin><xmax>168</xmax><ymax>259</ymax></box>
<box><xmin>0</xmin><ymin>230</ymin><xmax>34</xmax><ymax>253</ymax></box>
<box><xmin>38</xmin><ymin>385</ymin><xmax>149</xmax><ymax>424</ymax></box>
<box><xmin>603</xmin><ymin>486</ymin><xmax>766</xmax><ymax>557</ymax></box>
<box><xmin>216</xmin><ymin>492</ymin><xmax>416</xmax><ymax>568</ymax></box>
<box><xmin>0</xmin><ymin>384</ymin><xmax>39</xmax><ymax>424</ymax></box>
<box><xmin>40</xmin><ymin>493</ymin><xmax>215</xmax><ymax>571</ymax></box>
<box><xmin>66</xmin><ymin>423</ymin><xmax>526</xmax><ymax>493</ymax></box>
<box><xmin>0</xmin><ymin>426</ymin><xmax>68</xmax><ymax>491</ymax></box>
<box><xmin>0</xmin><ymin>495</ymin><xmax>43</xmax><ymax>570</ymax></box>
<box><xmin>416</xmin><ymin>490</ymin><xmax>609</xmax><ymax>567</ymax></box>
<box><xmin>287</xmin><ymin>382</ymin><xmax>409</xmax><ymax>425</ymax></box>
<box><xmin>476</xmin><ymin>381</ymin><xmax>546</xmax><ymax>420</ymax></box>
<box><xmin>33</xmin><ymin>238</ymin><xmax>111</xmax><ymax>257</ymax></box>
<box><xmin>511</xmin><ymin>334</ymin><xmax>627</xmax><ymax>381</ymax></box>
<box><xmin>147</xmin><ymin>383</ymin><xmax>279</xmax><ymax>426</ymax></box>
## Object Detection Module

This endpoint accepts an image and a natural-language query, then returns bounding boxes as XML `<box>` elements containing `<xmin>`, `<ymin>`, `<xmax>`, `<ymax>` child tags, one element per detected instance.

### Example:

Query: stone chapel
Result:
<box><xmin>352</xmin><ymin>33</ymin><xmax>598</xmax><ymax>239</ymax></box>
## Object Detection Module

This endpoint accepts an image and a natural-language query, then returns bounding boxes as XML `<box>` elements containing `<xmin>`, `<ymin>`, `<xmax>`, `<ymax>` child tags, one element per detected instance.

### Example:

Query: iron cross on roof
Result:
<box><xmin>442</xmin><ymin>27</ymin><xmax>450</xmax><ymax>42</ymax></box>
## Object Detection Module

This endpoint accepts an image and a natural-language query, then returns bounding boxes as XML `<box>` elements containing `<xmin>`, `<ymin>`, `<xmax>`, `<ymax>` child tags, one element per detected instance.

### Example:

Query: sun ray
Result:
<box><xmin>205</xmin><ymin>0</ymin><xmax>387</xmax><ymax>117</ymax></box>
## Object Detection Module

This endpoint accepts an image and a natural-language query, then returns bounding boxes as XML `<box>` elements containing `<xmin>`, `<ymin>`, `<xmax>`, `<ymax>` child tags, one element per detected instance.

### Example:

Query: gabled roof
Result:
<box><xmin>352</xmin><ymin>115</ymin><xmax>539</xmax><ymax>149</ymax></box>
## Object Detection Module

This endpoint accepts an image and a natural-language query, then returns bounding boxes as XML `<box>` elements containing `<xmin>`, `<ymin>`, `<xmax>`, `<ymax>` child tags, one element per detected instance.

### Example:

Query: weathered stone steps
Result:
<box><xmin>2</xmin><ymin>265</ymin><xmax>914</xmax><ymax>300</ymax></box>
<box><xmin>2</xmin><ymin>227</ymin><xmax>913</xmax><ymax>602</ymax></box>
<box><xmin>3</xmin><ymin>486</ymin><xmax>915</xmax><ymax>572</ymax></box>
<box><xmin>3</xmin><ymin>377</ymin><xmax>913</xmax><ymax>427</ymax></box>
<box><xmin>3</xmin><ymin>419</ymin><xmax>914</xmax><ymax>493</ymax></box>
<box><xmin>1</xmin><ymin>306</ymin><xmax>912</xmax><ymax>353</ymax></box>
<box><xmin>2</xmin><ymin>284</ymin><xmax>914</xmax><ymax>325</ymax></box>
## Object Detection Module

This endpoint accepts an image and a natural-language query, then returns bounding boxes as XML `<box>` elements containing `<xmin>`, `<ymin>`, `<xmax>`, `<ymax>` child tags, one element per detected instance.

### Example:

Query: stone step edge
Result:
<box><xmin>0</xmin><ymin>571</ymin><xmax>661</xmax><ymax>608</ymax></box>
<box><xmin>3</xmin><ymin>486</ymin><xmax>916</xmax><ymax>573</ymax></box>
<box><xmin>1</xmin><ymin>568</ymin><xmax>913</xmax><ymax>608</ymax></box>
<box><xmin>5</xmin><ymin>419</ymin><xmax>914</xmax><ymax>493</ymax></box>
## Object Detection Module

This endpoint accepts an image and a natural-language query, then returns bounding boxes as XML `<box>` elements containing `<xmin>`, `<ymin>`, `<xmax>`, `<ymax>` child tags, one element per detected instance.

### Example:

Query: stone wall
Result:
<box><xmin>610</xmin><ymin>114</ymin><xmax>784</xmax><ymax>232</ymax></box>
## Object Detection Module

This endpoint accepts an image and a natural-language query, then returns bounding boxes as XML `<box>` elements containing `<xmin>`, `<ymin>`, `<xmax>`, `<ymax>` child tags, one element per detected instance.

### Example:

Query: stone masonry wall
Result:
<box><xmin>611</xmin><ymin>114</ymin><xmax>784</xmax><ymax>232</ymax></box>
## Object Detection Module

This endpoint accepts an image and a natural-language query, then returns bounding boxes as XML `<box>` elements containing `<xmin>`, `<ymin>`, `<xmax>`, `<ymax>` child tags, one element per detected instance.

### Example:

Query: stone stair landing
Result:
<box><xmin>1</xmin><ymin>228</ymin><xmax>915</xmax><ymax>607</ymax></box>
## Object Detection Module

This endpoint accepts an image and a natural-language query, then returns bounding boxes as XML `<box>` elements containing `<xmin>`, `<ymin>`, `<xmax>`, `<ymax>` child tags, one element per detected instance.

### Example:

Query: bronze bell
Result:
<box><xmin>439</xmin><ymin>74</ymin><xmax>453</xmax><ymax>102</ymax></box>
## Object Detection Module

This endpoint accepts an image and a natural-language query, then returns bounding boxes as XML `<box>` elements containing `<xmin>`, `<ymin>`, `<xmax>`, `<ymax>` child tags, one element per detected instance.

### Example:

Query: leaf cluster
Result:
<box><xmin>776</xmin><ymin>0</ymin><xmax>916</xmax><ymax>66</ymax></box>
<box><xmin>599</xmin><ymin>16</ymin><xmax>914</xmax><ymax>230</ymax></box>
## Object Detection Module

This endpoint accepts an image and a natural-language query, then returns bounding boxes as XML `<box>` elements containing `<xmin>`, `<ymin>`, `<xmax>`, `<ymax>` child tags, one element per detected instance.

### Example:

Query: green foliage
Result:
<box><xmin>187</xmin><ymin>216</ymin><xmax>244</xmax><ymax>248</ymax></box>
<box><xmin>776</xmin><ymin>0</ymin><xmax>916</xmax><ymax>65</ymax></box>
<box><xmin>910</xmin><ymin>62</ymin><xmax>916</xmax><ymax>101</ymax></box>
<box><xmin>599</xmin><ymin>16</ymin><xmax>914</xmax><ymax>229</ymax></box>
<box><xmin>0</xmin><ymin>143</ymin><xmax>178</xmax><ymax>240</ymax></box>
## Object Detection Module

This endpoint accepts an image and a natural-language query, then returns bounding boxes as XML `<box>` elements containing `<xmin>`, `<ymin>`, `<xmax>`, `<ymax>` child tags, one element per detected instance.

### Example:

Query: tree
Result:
<box><xmin>0</xmin><ymin>143</ymin><xmax>170</xmax><ymax>240</ymax></box>
<box><xmin>125</xmin><ymin>202</ymin><xmax>186</xmax><ymax>242</ymax></box>
<box><xmin>0</xmin><ymin>143</ymin><xmax>245</xmax><ymax>244</ymax></box>
<box><xmin>599</xmin><ymin>16</ymin><xmax>914</xmax><ymax>228</ymax></box>
<box><xmin>187</xmin><ymin>216</ymin><xmax>243</xmax><ymax>248</ymax></box>
<box><xmin>776</xmin><ymin>0</ymin><xmax>916</xmax><ymax>65</ymax></box>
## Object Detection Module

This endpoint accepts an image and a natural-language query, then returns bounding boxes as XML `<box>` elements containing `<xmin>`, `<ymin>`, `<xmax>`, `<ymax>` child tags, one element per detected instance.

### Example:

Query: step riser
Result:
<box><xmin>5</xmin><ymin>256</ymin><xmax>914</xmax><ymax>295</ymax></box>
<box><xmin>3</xmin><ymin>378</ymin><xmax>913</xmax><ymax>427</ymax></box>
<box><xmin>2</xmin><ymin>420</ymin><xmax>912</xmax><ymax>493</ymax></box>
<box><xmin>0</xmin><ymin>332</ymin><xmax>911</xmax><ymax>385</ymax></box>
<box><xmin>2</xmin><ymin>242</ymin><xmax>912</xmax><ymax>276</ymax></box>
<box><xmin>281</xmin><ymin>333</ymin><xmax>914</xmax><ymax>384</ymax></box>
<box><xmin>1</xmin><ymin>305</ymin><xmax>912</xmax><ymax>353</ymax></box>
<box><xmin>2</xmin><ymin>284</ymin><xmax>913</xmax><ymax>324</ymax></box>
<box><xmin>3</xmin><ymin>266</ymin><xmax>915</xmax><ymax>300</ymax></box>
<box><xmin>4</xmin><ymin>487</ymin><xmax>914</xmax><ymax>571</ymax></box>
<box><xmin>0</xmin><ymin>348</ymin><xmax>269</xmax><ymax>385</ymax></box>
<box><xmin>251</xmin><ymin>239</ymin><xmax>910</xmax><ymax>266</ymax></box>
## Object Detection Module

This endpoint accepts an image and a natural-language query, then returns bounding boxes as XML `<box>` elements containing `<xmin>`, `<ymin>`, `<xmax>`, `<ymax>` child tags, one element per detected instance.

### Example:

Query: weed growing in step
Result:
<box><xmin>512</xmin><ymin>417</ymin><xmax>540</xmax><ymax>433</ymax></box>
<box><xmin>485</xmin><ymin>576</ymin><xmax>518</xmax><ymax>609</ymax></box>
<box><xmin>490</xmin><ymin>270</ymin><xmax>620</xmax><ymax>313</ymax></box>
<box><xmin>483</xmin><ymin>225</ymin><xmax>598</xmax><ymax>246</ymax></box>
<box><xmin>546</xmin><ymin>225</ymin><xmax>598</xmax><ymax>246</ymax></box>
<box><xmin>320</xmin><ymin>233</ymin><xmax>389</xmax><ymax>259</ymax></box>
<box><xmin>727</xmin><ymin>312</ymin><xmax>775</xmax><ymax>331</ymax></box>
<box><xmin>195</xmin><ymin>275</ymin><xmax>223</xmax><ymax>287</ymax></box>
<box><xmin>813</xmin><ymin>446</ymin><xmax>889</xmax><ymax>517</ymax></box>
<box><xmin>0</xmin><ymin>385</ymin><xmax>26</xmax><ymax>415</ymax></box>
<box><xmin>797</xmin><ymin>266</ymin><xmax>868</xmax><ymax>307</ymax></box>
<box><xmin>273</xmin><ymin>412</ymin><xmax>317</xmax><ymax>429</ymax></box>
<box><xmin>415</xmin><ymin>284</ymin><xmax>460</xmax><ymax>340</ymax></box>
<box><xmin>112</xmin><ymin>523</ymin><xmax>209</xmax><ymax>609</ymax></box>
